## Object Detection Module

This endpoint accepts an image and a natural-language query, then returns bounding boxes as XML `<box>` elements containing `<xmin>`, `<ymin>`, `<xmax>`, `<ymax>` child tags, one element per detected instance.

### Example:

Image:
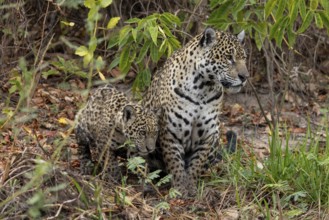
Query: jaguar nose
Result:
<box><xmin>221</xmin><ymin>81</ymin><xmax>231</xmax><ymax>88</ymax></box>
<box><xmin>136</xmin><ymin>145</ymin><xmax>141</xmax><ymax>151</ymax></box>
<box><xmin>238</xmin><ymin>74</ymin><xmax>247</xmax><ymax>82</ymax></box>
<box><xmin>146</xmin><ymin>145</ymin><xmax>155</xmax><ymax>153</ymax></box>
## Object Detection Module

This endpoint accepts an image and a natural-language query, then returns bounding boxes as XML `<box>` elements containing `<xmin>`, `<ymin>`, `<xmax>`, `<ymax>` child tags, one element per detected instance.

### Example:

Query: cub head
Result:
<box><xmin>198</xmin><ymin>27</ymin><xmax>249</xmax><ymax>93</ymax></box>
<box><xmin>122</xmin><ymin>105</ymin><xmax>160</xmax><ymax>156</ymax></box>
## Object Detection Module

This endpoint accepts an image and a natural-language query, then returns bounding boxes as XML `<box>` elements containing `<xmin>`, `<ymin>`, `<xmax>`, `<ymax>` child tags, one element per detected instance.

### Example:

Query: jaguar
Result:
<box><xmin>75</xmin><ymin>85</ymin><xmax>160</xmax><ymax>181</ymax></box>
<box><xmin>142</xmin><ymin>27</ymin><xmax>249</xmax><ymax>197</ymax></box>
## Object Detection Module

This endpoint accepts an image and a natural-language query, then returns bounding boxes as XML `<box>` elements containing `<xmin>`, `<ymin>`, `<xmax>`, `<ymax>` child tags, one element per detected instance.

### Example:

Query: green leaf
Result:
<box><xmin>148</xmin><ymin>26</ymin><xmax>158</xmax><ymax>45</ymax></box>
<box><xmin>275</xmin><ymin>0</ymin><xmax>286</xmax><ymax>19</ymax></box>
<box><xmin>129</xmin><ymin>48</ymin><xmax>136</xmax><ymax>63</ymax></box>
<box><xmin>265</xmin><ymin>0</ymin><xmax>277</xmax><ymax>19</ymax></box>
<box><xmin>310</xmin><ymin>0</ymin><xmax>318</xmax><ymax>10</ymax></box>
<box><xmin>107</xmin><ymin>17</ymin><xmax>120</xmax><ymax>29</ymax></box>
<box><xmin>252</xmin><ymin>22</ymin><xmax>267</xmax><ymax>38</ymax></box>
<box><xmin>95</xmin><ymin>56</ymin><xmax>105</xmax><ymax>70</ymax></box>
<box><xmin>299</xmin><ymin>0</ymin><xmax>306</xmax><ymax>19</ymax></box>
<box><xmin>89</xmin><ymin>36</ymin><xmax>97</xmax><ymax>52</ymax></box>
<box><xmin>142</xmin><ymin>69</ymin><xmax>151</xmax><ymax>87</ymax></box>
<box><xmin>156</xmin><ymin>174</ymin><xmax>172</xmax><ymax>187</ymax></box>
<box><xmin>87</xmin><ymin>6</ymin><xmax>99</xmax><ymax>21</ymax></box>
<box><xmin>47</xmin><ymin>183</ymin><xmax>68</xmax><ymax>192</ymax></box>
<box><xmin>167</xmin><ymin>37</ymin><xmax>181</xmax><ymax>55</ymax></box>
<box><xmin>270</xmin><ymin>17</ymin><xmax>289</xmax><ymax>47</ymax></box>
<box><xmin>127</xmin><ymin>156</ymin><xmax>145</xmax><ymax>171</ymax></box>
<box><xmin>83</xmin><ymin>52</ymin><xmax>93</xmax><ymax>67</ymax></box>
<box><xmin>150</xmin><ymin>43</ymin><xmax>159</xmax><ymax>62</ymax></box>
<box><xmin>161</xmin><ymin>13</ymin><xmax>181</xmax><ymax>26</ymax></box>
<box><xmin>287</xmin><ymin>27</ymin><xmax>296</xmax><ymax>48</ymax></box>
<box><xmin>211</xmin><ymin>1</ymin><xmax>232</xmax><ymax>20</ymax></box>
<box><xmin>119</xmin><ymin>47</ymin><xmax>130</xmax><ymax>73</ymax></box>
<box><xmin>319</xmin><ymin>11</ymin><xmax>329</xmax><ymax>34</ymax></box>
<box><xmin>109</xmin><ymin>56</ymin><xmax>120</xmax><ymax>70</ymax></box>
<box><xmin>84</xmin><ymin>0</ymin><xmax>95</xmax><ymax>8</ymax></box>
<box><xmin>270</xmin><ymin>17</ymin><xmax>285</xmax><ymax>39</ymax></box>
<box><xmin>254</xmin><ymin>31</ymin><xmax>263</xmax><ymax>51</ymax></box>
<box><xmin>42</xmin><ymin>69</ymin><xmax>60</xmax><ymax>79</ymax></box>
<box><xmin>155</xmin><ymin>201</ymin><xmax>170</xmax><ymax>210</ymax></box>
<box><xmin>75</xmin><ymin>46</ymin><xmax>89</xmax><ymax>56</ymax></box>
<box><xmin>107</xmin><ymin>33</ymin><xmax>119</xmax><ymax>49</ymax></box>
<box><xmin>125</xmin><ymin>18</ymin><xmax>141</xmax><ymax>24</ymax></box>
<box><xmin>315</xmin><ymin>13</ymin><xmax>323</xmax><ymax>28</ymax></box>
<box><xmin>319</xmin><ymin>11</ymin><xmax>329</xmax><ymax>26</ymax></box>
<box><xmin>320</xmin><ymin>0</ymin><xmax>329</xmax><ymax>11</ymax></box>
<box><xmin>119</xmin><ymin>25</ymin><xmax>132</xmax><ymax>47</ymax></box>
<box><xmin>146</xmin><ymin>170</ymin><xmax>161</xmax><ymax>182</ymax></box>
<box><xmin>159</xmin><ymin>38</ymin><xmax>167</xmax><ymax>54</ymax></box>
<box><xmin>69</xmin><ymin>176</ymin><xmax>89</xmax><ymax>206</ymax></box>
<box><xmin>276</xmin><ymin>18</ymin><xmax>289</xmax><ymax>47</ymax></box>
<box><xmin>297</xmin><ymin>11</ymin><xmax>313</xmax><ymax>33</ymax></box>
<box><xmin>133</xmin><ymin>69</ymin><xmax>152</xmax><ymax>91</ymax></box>
<box><xmin>136</xmin><ymin>41</ymin><xmax>150</xmax><ymax>64</ymax></box>
<box><xmin>100</xmin><ymin>0</ymin><xmax>112</xmax><ymax>8</ymax></box>
<box><xmin>252</xmin><ymin>22</ymin><xmax>267</xmax><ymax>50</ymax></box>
<box><xmin>169</xmin><ymin>36</ymin><xmax>181</xmax><ymax>48</ymax></box>
<box><xmin>131</xmin><ymin>28</ymin><xmax>137</xmax><ymax>42</ymax></box>
<box><xmin>232</xmin><ymin>0</ymin><xmax>246</xmax><ymax>18</ymax></box>
<box><xmin>9</xmin><ymin>84</ymin><xmax>18</xmax><ymax>94</ymax></box>
<box><xmin>289</xmin><ymin>0</ymin><xmax>299</xmax><ymax>26</ymax></box>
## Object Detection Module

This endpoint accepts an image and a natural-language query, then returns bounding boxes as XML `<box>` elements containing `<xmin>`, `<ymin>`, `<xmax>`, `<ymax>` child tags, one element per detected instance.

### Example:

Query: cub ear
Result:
<box><xmin>123</xmin><ymin>105</ymin><xmax>136</xmax><ymax>123</ymax></box>
<box><xmin>237</xmin><ymin>30</ymin><xmax>245</xmax><ymax>43</ymax></box>
<box><xmin>199</xmin><ymin>27</ymin><xmax>216</xmax><ymax>48</ymax></box>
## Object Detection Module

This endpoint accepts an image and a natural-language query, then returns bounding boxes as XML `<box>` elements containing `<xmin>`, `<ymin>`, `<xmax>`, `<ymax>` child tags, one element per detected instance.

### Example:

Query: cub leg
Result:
<box><xmin>76</xmin><ymin>124</ymin><xmax>95</xmax><ymax>175</ymax></box>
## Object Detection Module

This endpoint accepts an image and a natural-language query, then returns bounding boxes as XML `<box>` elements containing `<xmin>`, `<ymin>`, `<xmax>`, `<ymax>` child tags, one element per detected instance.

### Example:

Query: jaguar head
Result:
<box><xmin>122</xmin><ymin>105</ymin><xmax>160</xmax><ymax>156</ymax></box>
<box><xmin>199</xmin><ymin>28</ymin><xmax>249</xmax><ymax>93</ymax></box>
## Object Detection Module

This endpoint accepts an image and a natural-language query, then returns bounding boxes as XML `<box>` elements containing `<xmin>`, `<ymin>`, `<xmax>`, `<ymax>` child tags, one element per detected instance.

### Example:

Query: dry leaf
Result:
<box><xmin>222</xmin><ymin>208</ymin><xmax>239</xmax><ymax>220</ymax></box>
<box><xmin>22</xmin><ymin>125</ymin><xmax>32</xmax><ymax>134</ymax></box>
<box><xmin>98</xmin><ymin>70</ymin><xmax>106</xmax><ymax>81</ymax></box>
<box><xmin>289</xmin><ymin>127</ymin><xmax>307</xmax><ymax>134</ymax></box>
<box><xmin>230</xmin><ymin>103</ymin><xmax>244</xmax><ymax>117</ymax></box>
<box><xmin>110</xmin><ymin>68</ymin><xmax>121</xmax><ymax>78</ymax></box>
<box><xmin>58</xmin><ymin>117</ymin><xmax>69</xmax><ymax>125</ymax></box>
<box><xmin>311</xmin><ymin>102</ymin><xmax>321</xmax><ymax>116</ymax></box>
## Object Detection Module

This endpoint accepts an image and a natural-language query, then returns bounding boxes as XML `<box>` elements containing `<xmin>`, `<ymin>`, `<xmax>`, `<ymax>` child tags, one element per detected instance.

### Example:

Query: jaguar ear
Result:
<box><xmin>237</xmin><ymin>30</ymin><xmax>245</xmax><ymax>43</ymax></box>
<box><xmin>123</xmin><ymin>105</ymin><xmax>136</xmax><ymax>123</ymax></box>
<box><xmin>199</xmin><ymin>27</ymin><xmax>216</xmax><ymax>48</ymax></box>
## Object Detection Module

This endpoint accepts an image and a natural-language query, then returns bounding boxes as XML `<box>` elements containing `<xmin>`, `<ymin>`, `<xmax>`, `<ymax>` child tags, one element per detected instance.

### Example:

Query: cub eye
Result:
<box><xmin>140</xmin><ymin>131</ymin><xmax>146</xmax><ymax>136</ymax></box>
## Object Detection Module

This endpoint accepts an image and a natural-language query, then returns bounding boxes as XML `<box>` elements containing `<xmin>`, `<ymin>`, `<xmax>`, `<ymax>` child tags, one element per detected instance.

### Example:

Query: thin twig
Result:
<box><xmin>32</xmin><ymin>129</ymin><xmax>51</xmax><ymax>159</ymax></box>
<box><xmin>263</xmin><ymin>40</ymin><xmax>276</xmax><ymax>129</ymax></box>
<box><xmin>247</xmin><ymin>79</ymin><xmax>273</xmax><ymax>131</ymax></box>
<box><xmin>136</xmin><ymin>165</ymin><xmax>164</xmax><ymax>199</ymax></box>
<box><xmin>46</xmin><ymin>198</ymin><xmax>78</xmax><ymax>220</ymax></box>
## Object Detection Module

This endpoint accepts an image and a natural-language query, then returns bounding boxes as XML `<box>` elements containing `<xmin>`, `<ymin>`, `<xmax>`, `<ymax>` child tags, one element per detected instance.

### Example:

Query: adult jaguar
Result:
<box><xmin>75</xmin><ymin>85</ymin><xmax>160</xmax><ymax>181</ymax></box>
<box><xmin>143</xmin><ymin>27</ymin><xmax>248</xmax><ymax>197</ymax></box>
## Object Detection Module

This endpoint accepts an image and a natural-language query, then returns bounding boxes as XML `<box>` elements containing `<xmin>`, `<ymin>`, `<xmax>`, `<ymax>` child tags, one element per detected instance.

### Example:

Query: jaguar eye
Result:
<box><xmin>226</xmin><ymin>54</ymin><xmax>235</xmax><ymax>64</ymax></box>
<box><xmin>140</xmin><ymin>131</ymin><xmax>146</xmax><ymax>136</ymax></box>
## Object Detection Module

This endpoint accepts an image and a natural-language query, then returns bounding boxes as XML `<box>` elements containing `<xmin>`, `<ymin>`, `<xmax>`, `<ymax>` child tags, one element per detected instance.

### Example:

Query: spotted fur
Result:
<box><xmin>75</xmin><ymin>85</ymin><xmax>160</xmax><ymax>181</ymax></box>
<box><xmin>143</xmin><ymin>28</ymin><xmax>248</xmax><ymax>197</ymax></box>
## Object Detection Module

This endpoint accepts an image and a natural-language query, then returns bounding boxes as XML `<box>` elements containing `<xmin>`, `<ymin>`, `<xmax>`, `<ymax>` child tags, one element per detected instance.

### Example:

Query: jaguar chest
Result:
<box><xmin>163</xmin><ymin>91</ymin><xmax>221</xmax><ymax>151</ymax></box>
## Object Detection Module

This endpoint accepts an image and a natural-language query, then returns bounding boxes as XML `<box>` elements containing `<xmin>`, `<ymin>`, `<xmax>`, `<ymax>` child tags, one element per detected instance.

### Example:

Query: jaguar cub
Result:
<box><xmin>75</xmin><ymin>85</ymin><xmax>160</xmax><ymax>181</ymax></box>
